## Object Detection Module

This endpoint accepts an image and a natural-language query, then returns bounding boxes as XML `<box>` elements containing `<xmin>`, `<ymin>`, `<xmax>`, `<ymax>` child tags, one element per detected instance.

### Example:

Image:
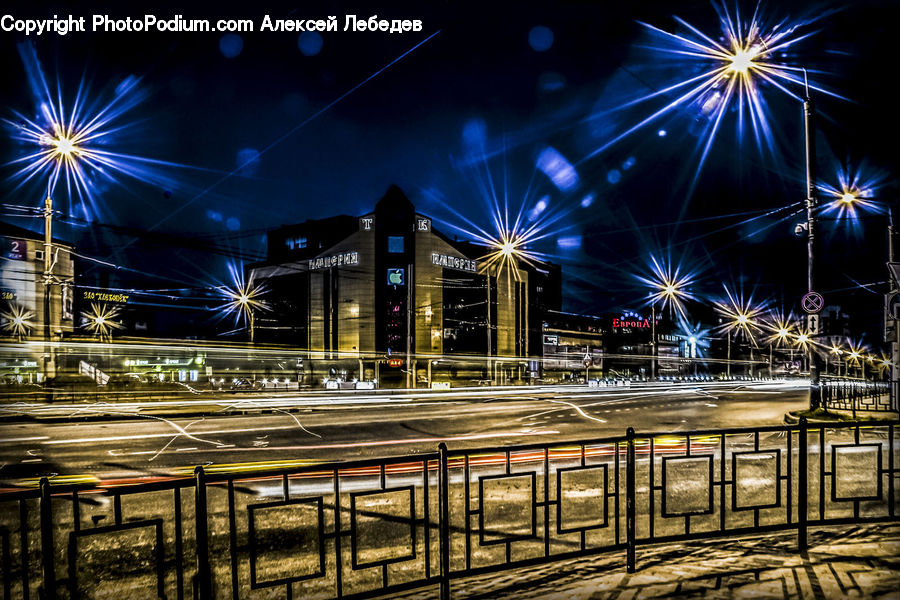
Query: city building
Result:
<box><xmin>1</xmin><ymin>221</ymin><xmax>76</xmax><ymax>381</ymax></box>
<box><xmin>249</xmin><ymin>186</ymin><xmax>561</xmax><ymax>385</ymax></box>
<box><xmin>540</xmin><ymin>309</ymin><xmax>605</xmax><ymax>382</ymax></box>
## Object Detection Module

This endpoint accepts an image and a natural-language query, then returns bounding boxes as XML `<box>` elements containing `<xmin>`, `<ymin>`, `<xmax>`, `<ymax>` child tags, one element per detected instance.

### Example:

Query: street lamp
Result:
<box><xmin>800</xmin><ymin>70</ymin><xmax>824</xmax><ymax>408</ymax></box>
<box><xmin>829</xmin><ymin>343</ymin><xmax>844</xmax><ymax>376</ymax></box>
<box><xmin>1</xmin><ymin>304</ymin><xmax>35</xmax><ymax>342</ymax></box>
<box><xmin>638</xmin><ymin>255</ymin><xmax>697</xmax><ymax>379</ymax></box>
<box><xmin>715</xmin><ymin>287</ymin><xmax>765</xmax><ymax>379</ymax></box>
<box><xmin>764</xmin><ymin>311</ymin><xmax>794</xmax><ymax>378</ymax></box>
<box><xmin>218</xmin><ymin>277</ymin><xmax>268</xmax><ymax>343</ymax></box>
<box><xmin>83</xmin><ymin>303</ymin><xmax>123</xmax><ymax>342</ymax></box>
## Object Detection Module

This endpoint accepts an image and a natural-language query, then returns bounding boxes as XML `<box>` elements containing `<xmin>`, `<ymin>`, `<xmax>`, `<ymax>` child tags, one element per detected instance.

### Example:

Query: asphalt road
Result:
<box><xmin>0</xmin><ymin>381</ymin><xmax>809</xmax><ymax>483</ymax></box>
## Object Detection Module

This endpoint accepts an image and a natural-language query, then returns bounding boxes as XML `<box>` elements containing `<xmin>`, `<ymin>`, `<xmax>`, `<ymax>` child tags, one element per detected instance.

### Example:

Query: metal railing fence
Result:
<box><xmin>0</xmin><ymin>418</ymin><xmax>896</xmax><ymax>599</ymax></box>
<box><xmin>821</xmin><ymin>378</ymin><xmax>893</xmax><ymax>413</ymax></box>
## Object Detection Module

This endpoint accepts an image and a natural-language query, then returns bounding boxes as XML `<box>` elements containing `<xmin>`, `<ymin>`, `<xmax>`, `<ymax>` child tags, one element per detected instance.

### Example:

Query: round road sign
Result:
<box><xmin>801</xmin><ymin>291</ymin><xmax>824</xmax><ymax>314</ymax></box>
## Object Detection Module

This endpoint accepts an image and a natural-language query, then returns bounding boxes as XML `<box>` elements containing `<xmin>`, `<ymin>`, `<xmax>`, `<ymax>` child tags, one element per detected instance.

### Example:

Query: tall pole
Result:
<box><xmin>726</xmin><ymin>330</ymin><xmax>731</xmax><ymax>378</ymax></box>
<box><xmin>888</xmin><ymin>209</ymin><xmax>899</xmax><ymax>411</ymax></box>
<box><xmin>486</xmin><ymin>270</ymin><xmax>492</xmax><ymax>383</ymax></box>
<box><xmin>650</xmin><ymin>304</ymin><xmax>657</xmax><ymax>380</ymax></box>
<box><xmin>43</xmin><ymin>192</ymin><xmax>53</xmax><ymax>340</ymax></box>
<box><xmin>407</xmin><ymin>262</ymin><xmax>413</xmax><ymax>389</ymax></box>
<box><xmin>803</xmin><ymin>70</ymin><xmax>822</xmax><ymax>409</ymax></box>
<box><xmin>42</xmin><ymin>191</ymin><xmax>55</xmax><ymax>383</ymax></box>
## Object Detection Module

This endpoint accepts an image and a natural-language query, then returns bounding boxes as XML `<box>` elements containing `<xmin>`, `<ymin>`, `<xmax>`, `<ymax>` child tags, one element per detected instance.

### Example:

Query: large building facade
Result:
<box><xmin>250</xmin><ymin>187</ymin><xmax>560</xmax><ymax>367</ymax></box>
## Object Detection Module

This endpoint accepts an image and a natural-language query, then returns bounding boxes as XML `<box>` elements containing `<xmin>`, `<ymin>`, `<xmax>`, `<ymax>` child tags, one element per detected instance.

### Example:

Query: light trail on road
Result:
<box><xmin>0</xmin><ymin>380</ymin><xmax>811</xmax><ymax>491</ymax></box>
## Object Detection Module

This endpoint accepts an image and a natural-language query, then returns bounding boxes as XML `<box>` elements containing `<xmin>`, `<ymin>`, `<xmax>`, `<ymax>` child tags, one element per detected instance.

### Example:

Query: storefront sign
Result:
<box><xmin>387</xmin><ymin>268</ymin><xmax>405</xmax><ymax>285</ymax></box>
<box><xmin>82</xmin><ymin>290</ymin><xmax>130</xmax><ymax>303</ymax></box>
<box><xmin>431</xmin><ymin>252</ymin><xmax>476</xmax><ymax>273</ymax></box>
<box><xmin>612</xmin><ymin>316</ymin><xmax>650</xmax><ymax>329</ymax></box>
<box><xmin>2</xmin><ymin>237</ymin><xmax>26</xmax><ymax>261</ymax></box>
<box><xmin>308</xmin><ymin>251</ymin><xmax>359</xmax><ymax>270</ymax></box>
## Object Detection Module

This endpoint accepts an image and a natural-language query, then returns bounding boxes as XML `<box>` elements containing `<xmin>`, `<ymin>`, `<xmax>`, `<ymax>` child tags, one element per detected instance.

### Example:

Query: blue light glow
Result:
<box><xmin>622</xmin><ymin>156</ymin><xmax>636</xmax><ymax>170</ymax></box>
<box><xmin>657</xmin><ymin>129</ymin><xmax>667</xmax><ymax>137</ymax></box>
<box><xmin>528</xmin><ymin>26</ymin><xmax>554</xmax><ymax>52</ymax></box>
<box><xmin>298</xmin><ymin>31</ymin><xmax>324</xmax><ymax>56</ymax></box>
<box><xmin>538</xmin><ymin>72</ymin><xmax>566</xmax><ymax>92</ymax></box>
<box><xmin>557</xmin><ymin>236</ymin><xmax>582</xmax><ymax>249</ymax></box>
<box><xmin>236</xmin><ymin>147</ymin><xmax>261</xmax><ymax>176</ymax></box>
<box><xmin>536</xmin><ymin>146</ymin><xmax>579</xmax><ymax>191</ymax></box>
<box><xmin>462</xmin><ymin>118</ymin><xmax>487</xmax><ymax>149</ymax></box>
<box><xmin>581</xmin><ymin>193</ymin><xmax>594</xmax><ymax>208</ymax></box>
<box><xmin>606</xmin><ymin>169</ymin><xmax>621</xmax><ymax>184</ymax></box>
<box><xmin>219</xmin><ymin>34</ymin><xmax>243</xmax><ymax>58</ymax></box>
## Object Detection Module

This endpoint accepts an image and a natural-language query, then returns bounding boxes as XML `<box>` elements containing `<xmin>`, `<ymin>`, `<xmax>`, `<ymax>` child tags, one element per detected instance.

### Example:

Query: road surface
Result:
<box><xmin>0</xmin><ymin>380</ymin><xmax>809</xmax><ymax>483</ymax></box>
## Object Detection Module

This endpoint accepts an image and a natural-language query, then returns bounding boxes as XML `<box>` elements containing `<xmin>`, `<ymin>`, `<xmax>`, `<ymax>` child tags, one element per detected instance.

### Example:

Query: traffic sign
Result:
<box><xmin>807</xmin><ymin>314</ymin><xmax>820</xmax><ymax>335</ymax></box>
<box><xmin>801</xmin><ymin>291</ymin><xmax>824</xmax><ymax>314</ymax></box>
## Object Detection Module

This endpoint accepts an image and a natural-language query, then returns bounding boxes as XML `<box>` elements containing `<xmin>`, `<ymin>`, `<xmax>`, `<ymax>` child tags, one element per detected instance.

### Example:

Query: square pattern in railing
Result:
<box><xmin>350</xmin><ymin>486</ymin><xmax>417</xmax><ymax>569</ymax></box>
<box><xmin>660</xmin><ymin>455</ymin><xmax>714</xmax><ymax>518</ymax></box>
<box><xmin>478</xmin><ymin>472</ymin><xmax>537</xmax><ymax>546</ymax></box>
<box><xmin>67</xmin><ymin>519</ymin><xmax>165</xmax><ymax>599</ymax></box>
<box><xmin>830</xmin><ymin>442</ymin><xmax>884</xmax><ymax>502</ymax></box>
<box><xmin>731</xmin><ymin>450</ymin><xmax>782</xmax><ymax>512</ymax></box>
<box><xmin>247</xmin><ymin>496</ymin><xmax>326</xmax><ymax>588</ymax></box>
<box><xmin>556</xmin><ymin>464</ymin><xmax>608</xmax><ymax>534</ymax></box>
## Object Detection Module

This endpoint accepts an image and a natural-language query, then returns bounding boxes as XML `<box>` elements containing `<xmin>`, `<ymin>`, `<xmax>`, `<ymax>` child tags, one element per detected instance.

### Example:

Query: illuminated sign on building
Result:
<box><xmin>431</xmin><ymin>252</ymin><xmax>477</xmax><ymax>273</ymax></box>
<box><xmin>81</xmin><ymin>290</ymin><xmax>130</xmax><ymax>303</ymax></box>
<box><xmin>612</xmin><ymin>314</ymin><xmax>650</xmax><ymax>329</ymax></box>
<box><xmin>308</xmin><ymin>251</ymin><xmax>359</xmax><ymax>270</ymax></box>
<box><xmin>387</xmin><ymin>268</ymin><xmax>405</xmax><ymax>285</ymax></box>
<box><xmin>416</xmin><ymin>218</ymin><xmax>431</xmax><ymax>232</ymax></box>
<box><xmin>359</xmin><ymin>216</ymin><xmax>374</xmax><ymax>230</ymax></box>
<box><xmin>2</xmin><ymin>237</ymin><xmax>26</xmax><ymax>261</ymax></box>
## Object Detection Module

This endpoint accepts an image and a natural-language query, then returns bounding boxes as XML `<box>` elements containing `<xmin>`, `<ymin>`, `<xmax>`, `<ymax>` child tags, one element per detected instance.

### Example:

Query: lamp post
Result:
<box><xmin>237</xmin><ymin>295</ymin><xmax>255</xmax><ymax>343</ymax></box>
<box><xmin>651</xmin><ymin>303</ymin><xmax>657</xmax><ymax>380</ymax></box>
<box><xmin>219</xmin><ymin>278</ymin><xmax>267</xmax><ymax>344</ymax></box>
<box><xmin>802</xmin><ymin>71</ymin><xmax>823</xmax><ymax>409</ymax></box>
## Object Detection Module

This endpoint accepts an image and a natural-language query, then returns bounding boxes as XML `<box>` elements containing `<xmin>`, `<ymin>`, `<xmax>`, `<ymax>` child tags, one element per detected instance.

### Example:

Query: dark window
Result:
<box><xmin>388</xmin><ymin>236</ymin><xmax>404</xmax><ymax>253</ymax></box>
<box><xmin>285</xmin><ymin>236</ymin><xmax>307</xmax><ymax>250</ymax></box>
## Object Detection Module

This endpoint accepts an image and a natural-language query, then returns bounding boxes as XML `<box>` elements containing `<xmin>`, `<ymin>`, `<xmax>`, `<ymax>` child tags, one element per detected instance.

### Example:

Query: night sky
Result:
<box><xmin>2</xmin><ymin>0</ymin><xmax>897</xmax><ymax>344</ymax></box>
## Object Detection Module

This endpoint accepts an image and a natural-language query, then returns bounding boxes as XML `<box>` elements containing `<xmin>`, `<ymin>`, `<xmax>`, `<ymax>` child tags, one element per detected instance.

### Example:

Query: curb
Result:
<box><xmin>784</xmin><ymin>409</ymin><xmax>898</xmax><ymax>425</ymax></box>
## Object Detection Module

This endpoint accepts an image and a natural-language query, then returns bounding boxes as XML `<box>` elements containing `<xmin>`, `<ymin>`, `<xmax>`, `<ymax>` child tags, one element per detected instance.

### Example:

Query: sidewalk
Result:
<box><xmin>433</xmin><ymin>523</ymin><xmax>900</xmax><ymax>599</ymax></box>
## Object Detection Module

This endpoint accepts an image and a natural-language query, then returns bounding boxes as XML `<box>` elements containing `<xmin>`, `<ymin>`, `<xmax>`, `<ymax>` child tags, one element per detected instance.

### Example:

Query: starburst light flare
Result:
<box><xmin>83</xmin><ymin>302</ymin><xmax>124</xmax><ymax>340</ymax></box>
<box><xmin>1</xmin><ymin>304</ymin><xmax>35</xmax><ymax>340</ymax></box>
<box><xmin>4</xmin><ymin>43</ymin><xmax>183</xmax><ymax>220</ymax></box>
<box><xmin>583</xmin><ymin>3</ymin><xmax>845</xmax><ymax>186</ymax></box>
<box><xmin>714</xmin><ymin>284</ymin><xmax>767</xmax><ymax>342</ymax></box>
<box><xmin>215</xmin><ymin>266</ymin><xmax>269</xmax><ymax>330</ymax></box>
<box><xmin>636</xmin><ymin>254</ymin><xmax>698</xmax><ymax>319</ymax></box>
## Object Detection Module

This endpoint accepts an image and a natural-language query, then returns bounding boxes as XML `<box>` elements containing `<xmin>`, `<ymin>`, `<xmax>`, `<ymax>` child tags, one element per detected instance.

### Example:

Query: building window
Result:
<box><xmin>285</xmin><ymin>236</ymin><xmax>307</xmax><ymax>250</ymax></box>
<box><xmin>388</xmin><ymin>236</ymin><xmax>404</xmax><ymax>253</ymax></box>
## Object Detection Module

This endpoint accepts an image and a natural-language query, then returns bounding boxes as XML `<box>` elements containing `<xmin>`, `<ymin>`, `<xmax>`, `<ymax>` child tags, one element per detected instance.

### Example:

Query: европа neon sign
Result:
<box><xmin>613</xmin><ymin>310</ymin><xmax>650</xmax><ymax>329</ymax></box>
